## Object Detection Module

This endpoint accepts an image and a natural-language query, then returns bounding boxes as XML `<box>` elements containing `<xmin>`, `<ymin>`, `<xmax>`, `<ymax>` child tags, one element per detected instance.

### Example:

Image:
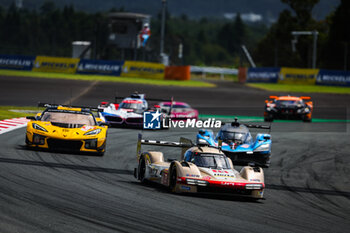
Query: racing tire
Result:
<box><xmin>262</xmin><ymin>154</ymin><xmax>271</xmax><ymax>168</ymax></box>
<box><xmin>138</xmin><ymin>156</ymin><xmax>147</xmax><ymax>183</ymax></box>
<box><xmin>96</xmin><ymin>152</ymin><xmax>105</xmax><ymax>156</ymax></box>
<box><xmin>264</xmin><ymin>114</ymin><xmax>273</xmax><ymax>122</ymax></box>
<box><xmin>169</xmin><ymin>164</ymin><xmax>178</xmax><ymax>193</ymax></box>
<box><xmin>264</xmin><ymin>117</ymin><xmax>273</xmax><ymax>122</ymax></box>
<box><xmin>25</xmin><ymin>135</ymin><xmax>30</xmax><ymax>145</ymax></box>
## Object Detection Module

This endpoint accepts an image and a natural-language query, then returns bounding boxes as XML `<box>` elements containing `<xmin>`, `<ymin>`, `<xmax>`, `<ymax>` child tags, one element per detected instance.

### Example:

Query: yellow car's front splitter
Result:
<box><xmin>26</xmin><ymin>131</ymin><xmax>106</xmax><ymax>154</ymax></box>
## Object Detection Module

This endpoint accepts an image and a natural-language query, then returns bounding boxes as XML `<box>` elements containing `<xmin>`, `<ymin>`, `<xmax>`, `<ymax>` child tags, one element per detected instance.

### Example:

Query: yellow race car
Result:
<box><xmin>25</xmin><ymin>103</ymin><xmax>108</xmax><ymax>155</ymax></box>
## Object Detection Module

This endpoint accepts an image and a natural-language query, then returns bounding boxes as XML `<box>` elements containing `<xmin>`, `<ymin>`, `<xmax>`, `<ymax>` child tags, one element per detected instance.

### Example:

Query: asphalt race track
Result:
<box><xmin>0</xmin><ymin>75</ymin><xmax>349</xmax><ymax>232</ymax></box>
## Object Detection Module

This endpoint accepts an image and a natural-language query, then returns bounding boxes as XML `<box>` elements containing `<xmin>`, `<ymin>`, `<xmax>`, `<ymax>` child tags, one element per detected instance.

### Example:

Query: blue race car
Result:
<box><xmin>196</xmin><ymin>119</ymin><xmax>271</xmax><ymax>168</ymax></box>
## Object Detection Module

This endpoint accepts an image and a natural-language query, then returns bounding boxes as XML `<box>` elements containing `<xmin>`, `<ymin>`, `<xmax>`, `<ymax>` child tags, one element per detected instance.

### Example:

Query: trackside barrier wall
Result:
<box><xmin>121</xmin><ymin>61</ymin><xmax>165</xmax><ymax>79</ymax></box>
<box><xmin>316</xmin><ymin>69</ymin><xmax>350</xmax><ymax>87</ymax></box>
<box><xmin>278</xmin><ymin>67</ymin><xmax>318</xmax><ymax>85</ymax></box>
<box><xmin>247</xmin><ymin>67</ymin><xmax>280</xmax><ymax>83</ymax></box>
<box><xmin>32</xmin><ymin>56</ymin><xmax>80</xmax><ymax>73</ymax></box>
<box><xmin>0</xmin><ymin>55</ymin><xmax>165</xmax><ymax>78</ymax></box>
<box><xmin>164</xmin><ymin>66</ymin><xmax>190</xmax><ymax>80</ymax></box>
<box><xmin>77</xmin><ymin>59</ymin><xmax>124</xmax><ymax>76</ymax></box>
<box><xmin>1</xmin><ymin>53</ymin><xmax>349</xmax><ymax>86</ymax></box>
<box><xmin>0</xmin><ymin>54</ymin><xmax>35</xmax><ymax>70</ymax></box>
<box><xmin>238</xmin><ymin>67</ymin><xmax>247</xmax><ymax>83</ymax></box>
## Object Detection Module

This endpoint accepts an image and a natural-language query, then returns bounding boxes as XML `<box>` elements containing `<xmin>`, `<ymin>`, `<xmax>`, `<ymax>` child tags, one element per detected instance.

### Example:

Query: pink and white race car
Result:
<box><xmin>158</xmin><ymin>101</ymin><xmax>198</xmax><ymax>121</ymax></box>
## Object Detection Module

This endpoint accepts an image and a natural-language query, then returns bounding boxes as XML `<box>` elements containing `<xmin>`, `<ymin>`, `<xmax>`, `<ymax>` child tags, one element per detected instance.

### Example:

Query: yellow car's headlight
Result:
<box><xmin>32</xmin><ymin>123</ymin><xmax>48</xmax><ymax>132</ymax></box>
<box><xmin>84</xmin><ymin>129</ymin><xmax>101</xmax><ymax>135</ymax></box>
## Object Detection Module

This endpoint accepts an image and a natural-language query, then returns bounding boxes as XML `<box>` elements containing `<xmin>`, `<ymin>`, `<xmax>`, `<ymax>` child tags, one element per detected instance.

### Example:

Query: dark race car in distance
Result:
<box><xmin>264</xmin><ymin>95</ymin><xmax>313</xmax><ymax>122</ymax></box>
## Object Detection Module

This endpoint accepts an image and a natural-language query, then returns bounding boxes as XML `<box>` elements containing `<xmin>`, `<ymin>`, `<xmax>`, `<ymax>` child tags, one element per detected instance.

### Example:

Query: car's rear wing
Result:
<box><xmin>222</xmin><ymin>119</ymin><xmax>271</xmax><ymax>134</ymax></box>
<box><xmin>245</xmin><ymin>123</ymin><xmax>271</xmax><ymax>134</ymax></box>
<box><xmin>136</xmin><ymin>133</ymin><xmax>193</xmax><ymax>161</ymax></box>
<box><xmin>38</xmin><ymin>102</ymin><xmax>102</xmax><ymax>112</ymax></box>
<box><xmin>244</xmin><ymin>124</ymin><xmax>271</xmax><ymax>130</ymax></box>
<box><xmin>114</xmin><ymin>93</ymin><xmax>172</xmax><ymax>103</ymax></box>
<box><xmin>222</xmin><ymin>120</ymin><xmax>271</xmax><ymax>129</ymax></box>
<box><xmin>300</xmin><ymin>96</ymin><xmax>311</xmax><ymax>100</ymax></box>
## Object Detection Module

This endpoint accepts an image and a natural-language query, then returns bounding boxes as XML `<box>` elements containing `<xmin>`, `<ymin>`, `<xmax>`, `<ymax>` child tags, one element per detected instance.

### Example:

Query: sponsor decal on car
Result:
<box><xmin>81</xmin><ymin>125</ymin><xmax>96</xmax><ymax>131</ymax></box>
<box><xmin>221</xmin><ymin>182</ymin><xmax>235</xmax><ymax>186</ymax></box>
<box><xmin>215</xmin><ymin>174</ymin><xmax>235</xmax><ymax>177</ymax></box>
<box><xmin>186</xmin><ymin>174</ymin><xmax>200</xmax><ymax>177</ymax></box>
<box><xmin>180</xmin><ymin>185</ymin><xmax>191</xmax><ymax>191</ymax></box>
<box><xmin>250</xmin><ymin>179</ymin><xmax>261</xmax><ymax>182</ymax></box>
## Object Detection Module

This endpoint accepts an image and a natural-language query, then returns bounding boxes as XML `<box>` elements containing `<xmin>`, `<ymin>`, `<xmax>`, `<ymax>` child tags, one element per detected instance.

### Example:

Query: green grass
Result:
<box><xmin>0</xmin><ymin>106</ymin><xmax>43</xmax><ymax>120</ymax></box>
<box><xmin>0</xmin><ymin>69</ymin><xmax>215</xmax><ymax>88</ymax></box>
<box><xmin>199</xmin><ymin>114</ymin><xmax>350</xmax><ymax>123</ymax></box>
<box><xmin>246</xmin><ymin>83</ymin><xmax>350</xmax><ymax>94</ymax></box>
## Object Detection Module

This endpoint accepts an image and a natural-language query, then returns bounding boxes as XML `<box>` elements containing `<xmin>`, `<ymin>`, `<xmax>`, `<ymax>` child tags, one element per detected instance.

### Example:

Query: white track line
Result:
<box><xmin>0</xmin><ymin>117</ymin><xmax>29</xmax><ymax>135</ymax></box>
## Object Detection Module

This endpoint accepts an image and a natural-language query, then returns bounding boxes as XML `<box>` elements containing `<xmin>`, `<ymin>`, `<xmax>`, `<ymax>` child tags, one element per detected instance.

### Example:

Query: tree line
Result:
<box><xmin>0</xmin><ymin>0</ymin><xmax>348</xmax><ymax>70</ymax></box>
<box><xmin>254</xmin><ymin>0</ymin><xmax>349</xmax><ymax>70</ymax></box>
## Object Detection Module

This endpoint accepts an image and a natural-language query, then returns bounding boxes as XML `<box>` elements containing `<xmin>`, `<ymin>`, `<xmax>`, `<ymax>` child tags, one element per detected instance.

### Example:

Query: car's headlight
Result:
<box><xmin>304</xmin><ymin>108</ymin><xmax>310</xmax><ymax>113</ymax></box>
<box><xmin>254</xmin><ymin>143</ymin><xmax>270</xmax><ymax>152</ymax></box>
<box><xmin>84</xmin><ymin>129</ymin><xmax>101</xmax><ymax>135</ymax></box>
<box><xmin>32</xmin><ymin>123</ymin><xmax>48</xmax><ymax>132</ymax></box>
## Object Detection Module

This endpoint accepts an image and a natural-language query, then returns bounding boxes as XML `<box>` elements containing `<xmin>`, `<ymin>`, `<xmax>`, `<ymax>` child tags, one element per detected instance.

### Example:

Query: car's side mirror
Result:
<box><xmin>26</xmin><ymin>116</ymin><xmax>36</xmax><ymax>120</ymax></box>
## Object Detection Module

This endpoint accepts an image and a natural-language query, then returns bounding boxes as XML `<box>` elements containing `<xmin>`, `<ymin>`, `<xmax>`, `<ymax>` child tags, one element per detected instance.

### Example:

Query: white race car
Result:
<box><xmin>134</xmin><ymin>134</ymin><xmax>265</xmax><ymax>199</ymax></box>
<box><xmin>98</xmin><ymin>92</ymin><xmax>171</xmax><ymax>128</ymax></box>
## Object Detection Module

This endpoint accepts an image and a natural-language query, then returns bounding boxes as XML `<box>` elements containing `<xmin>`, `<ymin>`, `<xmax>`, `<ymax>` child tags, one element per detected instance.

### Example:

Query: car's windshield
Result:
<box><xmin>192</xmin><ymin>153</ymin><xmax>231</xmax><ymax>169</ymax></box>
<box><xmin>120</xmin><ymin>102</ymin><xmax>146</xmax><ymax>110</ymax></box>
<box><xmin>219</xmin><ymin>130</ymin><xmax>247</xmax><ymax>144</ymax></box>
<box><xmin>276</xmin><ymin>100</ymin><xmax>302</xmax><ymax>105</ymax></box>
<box><xmin>41</xmin><ymin>111</ymin><xmax>95</xmax><ymax>126</ymax></box>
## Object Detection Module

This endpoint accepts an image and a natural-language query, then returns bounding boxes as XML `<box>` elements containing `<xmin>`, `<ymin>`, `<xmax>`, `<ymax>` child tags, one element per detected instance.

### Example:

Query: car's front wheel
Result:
<box><xmin>169</xmin><ymin>164</ymin><xmax>178</xmax><ymax>193</ymax></box>
<box><xmin>138</xmin><ymin>156</ymin><xmax>147</xmax><ymax>183</ymax></box>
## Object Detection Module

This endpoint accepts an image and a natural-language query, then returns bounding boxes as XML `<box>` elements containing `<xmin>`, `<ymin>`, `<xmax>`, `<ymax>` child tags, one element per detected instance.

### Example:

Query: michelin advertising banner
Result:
<box><xmin>278</xmin><ymin>67</ymin><xmax>319</xmax><ymax>85</ymax></box>
<box><xmin>316</xmin><ymin>69</ymin><xmax>350</xmax><ymax>87</ymax></box>
<box><xmin>0</xmin><ymin>54</ymin><xmax>35</xmax><ymax>70</ymax></box>
<box><xmin>77</xmin><ymin>59</ymin><xmax>124</xmax><ymax>76</ymax></box>
<box><xmin>121</xmin><ymin>61</ymin><xmax>165</xmax><ymax>79</ymax></box>
<box><xmin>32</xmin><ymin>56</ymin><xmax>80</xmax><ymax>73</ymax></box>
<box><xmin>247</xmin><ymin>67</ymin><xmax>280</xmax><ymax>83</ymax></box>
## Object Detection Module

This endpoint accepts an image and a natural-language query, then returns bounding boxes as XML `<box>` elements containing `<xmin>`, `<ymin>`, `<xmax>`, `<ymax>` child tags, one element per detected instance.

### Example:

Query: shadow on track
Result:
<box><xmin>266</xmin><ymin>184</ymin><xmax>350</xmax><ymax>198</ymax></box>
<box><xmin>0</xmin><ymin>157</ymin><xmax>133</xmax><ymax>175</ymax></box>
<box><xmin>16</xmin><ymin>145</ymin><xmax>104</xmax><ymax>157</ymax></box>
<box><xmin>125</xmin><ymin>181</ymin><xmax>263</xmax><ymax>203</ymax></box>
<box><xmin>2</xmin><ymin>155</ymin><xmax>350</xmax><ymax>198</ymax></box>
